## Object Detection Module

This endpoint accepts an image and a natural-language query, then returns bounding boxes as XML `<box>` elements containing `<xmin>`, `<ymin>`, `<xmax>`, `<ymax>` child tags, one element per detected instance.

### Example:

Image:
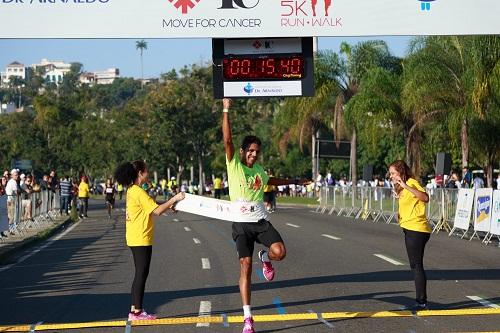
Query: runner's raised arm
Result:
<box><xmin>222</xmin><ymin>98</ymin><xmax>235</xmax><ymax>162</ymax></box>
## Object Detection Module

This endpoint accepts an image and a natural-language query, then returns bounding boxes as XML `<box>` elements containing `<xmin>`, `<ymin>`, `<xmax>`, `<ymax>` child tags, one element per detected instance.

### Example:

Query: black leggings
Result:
<box><xmin>403</xmin><ymin>229</ymin><xmax>430</xmax><ymax>304</ymax></box>
<box><xmin>130</xmin><ymin>246</ymin><xmax>152</xmax><ymax>309</ymax></box>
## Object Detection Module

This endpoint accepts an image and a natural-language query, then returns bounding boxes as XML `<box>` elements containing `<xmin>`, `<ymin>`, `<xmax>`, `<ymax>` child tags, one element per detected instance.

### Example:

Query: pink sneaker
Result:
<box><xmin>242</xmin><ymin>316</ymin><xmax>255</xmax><ymax>333</ymax></box>
<box><xmin>128</xmin><ymin>310</ymin><xmax>157</xmax><ymax>321</ymax></box>
<box><xmin>258</xmin><ymin>250</ymin><xmax>275</xmax><ymax>281</ymax></box>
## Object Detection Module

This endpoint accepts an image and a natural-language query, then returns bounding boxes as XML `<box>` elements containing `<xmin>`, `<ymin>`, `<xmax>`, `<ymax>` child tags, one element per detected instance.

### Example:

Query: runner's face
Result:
<box><xmin>242</xmin><ymin>143</ymin><xmax>260</xmax><ymax>167</ymax></box>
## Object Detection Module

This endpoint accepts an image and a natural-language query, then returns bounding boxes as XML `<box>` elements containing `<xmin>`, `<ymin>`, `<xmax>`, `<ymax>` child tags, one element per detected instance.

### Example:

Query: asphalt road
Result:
<box><xmin>1</xmin><ymin>199</ymin><xmax>500</xmax><ymax>333</ymax></box>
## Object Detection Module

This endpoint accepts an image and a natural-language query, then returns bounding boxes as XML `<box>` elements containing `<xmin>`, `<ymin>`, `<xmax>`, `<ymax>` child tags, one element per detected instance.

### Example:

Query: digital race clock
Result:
<box><xmin>223</xmin><ymin>56</ymin><xmax>305</xmax><ymax>80</ymax></box>
<box><xmin>213</xmin><ymin>37</ymin><xmax>314</xmax><ymax>98</ymax></box>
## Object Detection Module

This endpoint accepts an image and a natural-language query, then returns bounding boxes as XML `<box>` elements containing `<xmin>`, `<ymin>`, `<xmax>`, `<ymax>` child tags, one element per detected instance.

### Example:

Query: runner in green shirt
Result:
<box><xmin>222</xmin><ymin>98</ymin><xmax>308</xmax><ymax>333</ymax></box>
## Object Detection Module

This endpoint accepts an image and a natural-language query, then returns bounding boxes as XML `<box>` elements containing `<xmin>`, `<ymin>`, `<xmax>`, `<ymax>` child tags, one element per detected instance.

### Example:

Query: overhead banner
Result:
<box><xmin>490</xmin><ymin>190</ymin><xmax>500</xmax><ymax>237</ymax></box>
<box><xmin>473</xmin><ymin>188</ymin><xmax>493</xmax><ymax>233</ymax></box>
<box><xmin>452</xmin><ymin>188</ymin><xmax>475</xmax><ymax>232</ymax></box>
<box><xmin>0</xmin><ymin>0</ymin><xmax>499</xmax><ymax>38</ymax></box>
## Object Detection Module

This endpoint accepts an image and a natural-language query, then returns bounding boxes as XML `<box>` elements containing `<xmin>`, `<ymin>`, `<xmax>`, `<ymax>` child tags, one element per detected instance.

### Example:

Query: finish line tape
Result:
<box><xmin>2</xmin><ymin>308</ymin><xmax>500</xmax><ymax>332</ymax></box>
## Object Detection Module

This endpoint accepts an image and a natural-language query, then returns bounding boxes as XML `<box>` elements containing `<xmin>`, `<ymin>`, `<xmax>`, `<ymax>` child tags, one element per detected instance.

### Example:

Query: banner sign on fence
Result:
<box><xmin>0</xmin><ymin>195</ymin><xmax>9</xmax><ymax>233</ymax></box>
<box><xmin>453</xmin><ymin>188</ymin><xmax>475</xmax><ymax>232</ymax></box>
<box><xmin>489</xmin><ymin>190</ymin><xmax>500</xmax><ymax>237</ymax></box>
<box><xmin>474</xmin><ymin>188</ymin><xmax>493</xmax><ymax>233</ymax></box>
<box><xmin>0</xmin><ymin>0</ymin><xmax>499</xmax><ymax>38</ymax></box>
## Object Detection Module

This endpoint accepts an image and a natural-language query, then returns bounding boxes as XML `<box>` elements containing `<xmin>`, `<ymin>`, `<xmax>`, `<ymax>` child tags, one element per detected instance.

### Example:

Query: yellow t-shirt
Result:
<box><xmin>126</xmin><ymin>185</ymin><xmax>159</xmax><ymax>246</ymax></box>
<box><xmin>398</xmin><ymin>178</ymin><xmax>431</xmax><ymax>233</ymax></box>
<box><xmin>78</xmin><ymin>182</ymin><xmax>89</xmax><ymax>198</ymax></box>
<box><xmin>263</xmin><ymin>184</ymin><xmax>275</xmax><ymax>193</ymax></box>
<box><xmin>213</xmin><ymin>178</ymin><xmax>222</xmax><ymax>190</ymax></box>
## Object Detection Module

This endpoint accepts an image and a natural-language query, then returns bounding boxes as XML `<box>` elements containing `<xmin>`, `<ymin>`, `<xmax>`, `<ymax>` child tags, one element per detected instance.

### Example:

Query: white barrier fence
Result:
<box><xmin>315</xmin><ymin>186</ymin><xmax>500</xmax><ymax>245</ymax></box>
<box><xmin>0</xmin><ymin>190</ymin><xmax>62</xmax><ymax>242</ymax></box>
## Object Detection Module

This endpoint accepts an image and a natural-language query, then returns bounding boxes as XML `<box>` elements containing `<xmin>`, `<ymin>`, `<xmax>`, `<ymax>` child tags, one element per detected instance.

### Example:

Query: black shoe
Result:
<box><xmin>0</xmin><ymin>231</ymin><xmax>8</xmax><ymax>238</ymax></box>
<box><xmin>412</xmin><ymin>303</ymin><xmax>427</xmax><ymax>311</ymax></box>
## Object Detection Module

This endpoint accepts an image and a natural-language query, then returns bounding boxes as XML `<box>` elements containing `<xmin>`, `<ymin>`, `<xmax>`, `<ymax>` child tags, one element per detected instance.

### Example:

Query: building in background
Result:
<box><xmin>79</xmin><ymin>68</ymin><xmax>120</xmax><ymax>85</ymax></box>
<box><xmin>0</xmin><ymin>61</ymin><xmax>26</xmax><ymax>87</ymax></box>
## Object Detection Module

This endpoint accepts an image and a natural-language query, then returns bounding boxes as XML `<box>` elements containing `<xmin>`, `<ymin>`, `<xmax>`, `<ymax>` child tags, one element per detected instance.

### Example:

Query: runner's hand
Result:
<box><xmin>223</xmin><ymin>98</ymin><xmax>232</xmax><ymax>110</ymax></box>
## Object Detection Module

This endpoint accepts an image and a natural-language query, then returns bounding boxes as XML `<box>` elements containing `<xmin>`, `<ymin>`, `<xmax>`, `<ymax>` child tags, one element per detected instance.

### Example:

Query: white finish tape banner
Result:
<box><xmin>452</xmin><ymin>188</ymin><xmax>475</xmax><ymax>231</ymax></box>
<box><xmin>474</xmin><ymin>188</ymin><xmax>493</xmax><ymax>233</ymax></box>
<box><xmin>0</xmin><ymin>0</ymin><xmax>499</xmax><ymax>38</ymax></box>
<box><xmin>490</xmin><ymin>190</ymin><xmax>500</xmax><ymax>237</ymax></box>
<box><xmin>0</xmin><ymin>196</ymin><xmax>9</xmax><ymax>233</ymax></box>
<box><xmin>175</xmin><ymin>193</ymin><xmax>267</xmax><ymax>223</ymax></box>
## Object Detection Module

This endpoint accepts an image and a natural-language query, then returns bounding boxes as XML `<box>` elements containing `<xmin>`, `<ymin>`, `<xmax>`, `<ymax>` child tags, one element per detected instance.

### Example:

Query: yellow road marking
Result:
<box><xmin>1</xmin><ymin>308</ymin><xmax>500</xmax><ymax>332</ymax></box>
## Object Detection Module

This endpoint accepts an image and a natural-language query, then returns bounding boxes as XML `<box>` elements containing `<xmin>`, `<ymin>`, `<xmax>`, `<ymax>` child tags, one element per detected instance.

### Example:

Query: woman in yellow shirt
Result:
<box><xmin>115</xmin><ymin>160</ymin><xmax>184</xmax><ymax>321</ymax></box>
<box><xmin>388</xmin><ymin>160</ymin><xmax>431</xmax><ymax>311</ymax></box>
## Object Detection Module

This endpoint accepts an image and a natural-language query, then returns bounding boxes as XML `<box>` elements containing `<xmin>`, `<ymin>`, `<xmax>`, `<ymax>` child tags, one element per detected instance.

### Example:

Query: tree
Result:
<box><xmin>136</xmin><ymin>40</ymin><xmax>148</xmax><ymax>87</ymax></box>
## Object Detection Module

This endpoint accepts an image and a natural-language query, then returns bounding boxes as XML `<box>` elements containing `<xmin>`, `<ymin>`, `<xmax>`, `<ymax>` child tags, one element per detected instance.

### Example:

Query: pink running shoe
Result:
<box><xmin>242</xmin><ymin>316</ymin><xmax>255</xmax><ymax>333</ymax></box>
<box><xmin>128</xmin><ymin>310</ymin><xmax>157</xmax><ymax>321</ymax></box>
<box><xmin>258</xmin><ymin>250</ymin><xmax>275</xmax><ymax>281</ymax></box>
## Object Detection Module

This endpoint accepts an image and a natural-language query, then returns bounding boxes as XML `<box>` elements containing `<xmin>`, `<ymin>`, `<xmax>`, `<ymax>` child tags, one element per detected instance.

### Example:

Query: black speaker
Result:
<box><xmin>436</xmin><ymin>152</ymin><xmax>452</xmax><ymax>175</ymax></box>
<box><xmin>363</xmin><ymin>165</ymin><xmax>373</xmax><ymax>182</ymax></box>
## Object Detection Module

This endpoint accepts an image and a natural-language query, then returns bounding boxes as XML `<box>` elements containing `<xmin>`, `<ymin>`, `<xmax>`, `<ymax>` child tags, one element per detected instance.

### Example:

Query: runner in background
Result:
<box><xmin>222</xmin><ymin>98</ymin><xmax>309</xmax><ymax>333</ymax></box>
<box><xmin>104</xmin><ymin>178</ymin><xmax>116</xmax><ymax>219</ymax></box>
<box><xmin>114</xmin><ymin>160</ymin><xmax>185</xmax><ymax>321</ymax></box>
<box><xmin>117</xmin><ymin>183</ymin><xmax>124</xmax><ymax>201</ymax></box>
<box><xmin>389</xmin><ymin>160</ymin><xmax>431</xmax><ymax>311</ymax></box>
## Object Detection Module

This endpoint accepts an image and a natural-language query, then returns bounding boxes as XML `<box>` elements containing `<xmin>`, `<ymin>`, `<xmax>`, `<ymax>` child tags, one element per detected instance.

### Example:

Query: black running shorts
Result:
<box><xmin>232</xmin><ymin>219</ymin><xmax>284</xmax><ymax>259</ymax></box>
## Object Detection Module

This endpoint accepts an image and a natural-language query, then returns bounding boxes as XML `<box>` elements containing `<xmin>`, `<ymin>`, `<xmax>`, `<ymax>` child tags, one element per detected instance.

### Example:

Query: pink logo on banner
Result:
<box><xmin>168</xmin><ymin>0</ymin><xmax>201</xmax><ymax>14</ymax></box>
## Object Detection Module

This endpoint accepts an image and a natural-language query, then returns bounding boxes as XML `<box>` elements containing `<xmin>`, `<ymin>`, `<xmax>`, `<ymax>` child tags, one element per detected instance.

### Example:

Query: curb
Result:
<box><xmin>0</xmin><ymin>216</ymin><xmax>74</xmax><ymax>265</ymax></box>
<box><xmin>276</xmin><ymin>202</ymin><xmax>319</xmax><ymax>209</ymax></box>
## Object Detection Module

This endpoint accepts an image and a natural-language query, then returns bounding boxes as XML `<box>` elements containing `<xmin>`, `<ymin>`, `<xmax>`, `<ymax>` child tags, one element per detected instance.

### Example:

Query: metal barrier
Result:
<box><xmin>1</xmin><ymin>190</ymin><xmax>61</xmax><ymax>242</ymax></box>
<box><xmin>316</xmin><ymin>186</ymin><xmax>464</xmax><ymax>236</ymax></box>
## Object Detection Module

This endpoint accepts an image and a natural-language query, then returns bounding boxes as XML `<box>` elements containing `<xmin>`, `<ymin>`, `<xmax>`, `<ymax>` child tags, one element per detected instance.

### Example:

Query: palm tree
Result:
<box><xmin>136</xmin><ymin>40</ymin><xmax>148</xmax><ymax>87</ymax></box>
<box><xmin>334</xmin><ymin>41</ymin><xmax>394</xmax><ymax>183</ymax></box>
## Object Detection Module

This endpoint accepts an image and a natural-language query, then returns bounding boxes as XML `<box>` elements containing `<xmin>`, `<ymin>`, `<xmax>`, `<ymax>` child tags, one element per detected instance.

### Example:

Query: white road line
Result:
<box><xmin>286</xmin><ymin>223</ymin><xmax>301</xmax><ymax>228</ymax></box>
<box><xmin>202</xmin><ymin>258</ymin><xmax>211</xmax><ymax>270</ymax></box>
<box><xmin>467</xmin><ymin>296</ymin><xmax>500</xmax><ymax>308</ymax></box>
<box><xmin>184</xmin><ymin>227</ymin><xmax>191</xmax><ymax>232</ymax></box>
<box><xmin>0</xmin><ymin>220</ymin><xmax>81</xmax><ymax>273</ymax></box>
<box><xmin>321</xmin><ymin>234</ymin><xmax>341</xmax><ymax>240</ymax></box>
<box><xmin>373</xmin><ymin>254</ymin><xmax>405</xmax><ymax>266</ymax></box>
<box><xmin>196</xmin><ymin>301</ymin><xmax>212</xmax><ymax>328</ymax></box>
<box><xmin>193</xmin><ymin>238</ymin><xmax>201</xmax><ymax>245</ymax></box>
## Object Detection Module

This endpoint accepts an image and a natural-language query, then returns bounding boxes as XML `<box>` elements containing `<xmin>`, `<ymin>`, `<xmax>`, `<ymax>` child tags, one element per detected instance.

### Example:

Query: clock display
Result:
<box><xmin>222</xmin><ymin>56</ymin><xmax>305</xmax><ymax>80</ymax></box>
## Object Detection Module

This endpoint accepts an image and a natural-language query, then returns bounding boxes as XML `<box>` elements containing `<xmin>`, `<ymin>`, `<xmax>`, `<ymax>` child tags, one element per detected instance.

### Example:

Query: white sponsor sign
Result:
<box><xmin>0</xmin><ymin>196</ymin><xmax>9</xmax><ymax>233</ymax></box>
<box><xmin>452</xmin><ymin>188</ymin><xmax>475</xmax><ymax>232</ymax></box>
<box><xmin>175</xmin><ymin>193</ymin><xmax>267</xmax><ymax>223</ymax></box>
<box><xmin>0</xmin><ymin>0</ymin><xmax>499</xmax><ymax>38</ymax></box>
<box><xmin>490</xmin><ymin>190</ymin><xmax>500</xmax><ymax>237</ymax></box>
<box><xmin>224</xmin><ymin>81</ymin><xmax>302</xmax><ymax>97</ymax></box>
<box><xmin>474</xmin><ymin>188</ymin><xmax>493</xmax><ymax>233</ymax></box>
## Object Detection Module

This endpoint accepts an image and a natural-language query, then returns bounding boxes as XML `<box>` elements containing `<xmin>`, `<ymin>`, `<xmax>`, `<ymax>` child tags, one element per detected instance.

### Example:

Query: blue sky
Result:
<box><xmin>0</xmin><ymin>37</ymin><xmax>412</xmax><ymax>79</ymax></box>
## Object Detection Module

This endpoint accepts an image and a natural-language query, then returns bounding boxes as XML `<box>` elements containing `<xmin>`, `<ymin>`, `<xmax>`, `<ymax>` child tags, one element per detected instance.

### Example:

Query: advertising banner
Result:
<box><xmin>0</xmin><ymin>196</ymin><xmax>9</xmax><ymax>233</ymax></box>
<box><xmin>473</xmin><ymin>188</ymin><xmax>493</xmax><ymax>233</ymax></box>
<box><xmin>452</xmin><ymin>188</ymin><xmax>474</xmax><ymax>231</ymax></box>
<box><xmin>0</xmin><ymin>0</ymin><xmax>499</xmax><ymax>38</ymax></box>
<box><xmin>489</xmin><ymin>190</ymin><xmax>500</xmax><ymax>237</ymax></box>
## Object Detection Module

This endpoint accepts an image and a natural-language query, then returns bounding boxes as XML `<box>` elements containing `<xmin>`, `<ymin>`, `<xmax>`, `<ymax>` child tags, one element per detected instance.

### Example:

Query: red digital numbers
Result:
<box><xmin>223</xmin><ymin>56</ymin><xmax>304</xmax><ymax>80</ymax></box>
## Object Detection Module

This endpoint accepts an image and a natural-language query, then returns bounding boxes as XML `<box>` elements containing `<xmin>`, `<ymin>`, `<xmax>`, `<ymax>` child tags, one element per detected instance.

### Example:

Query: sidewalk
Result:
<box><xmin>0</xmin><ymin>214</ymin><xmax>72</xmax><ymax>264</ymax></box>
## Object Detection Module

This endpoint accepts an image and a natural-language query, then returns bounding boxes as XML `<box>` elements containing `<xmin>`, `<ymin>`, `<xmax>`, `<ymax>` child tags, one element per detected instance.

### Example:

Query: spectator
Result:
<box><xmin>40</xmin><ymin>174</ymin><xmax>49</xmax><ymax>191</ymax></box>
<box><xmin>20</xmin><ymin>175</ymin><xmax>33</xmax><ymax>221</ymax></box>
<box><xmin>496</xmin><ymin>174</ymin><xmax>500</xmax><ymax>190</ymax></box>
<box><xmin>461</xmin><ymin>167</ymin><xmax>472</xmax><ymax>188</ymax></box>
<box><xmin>60</xmin><ymin>176</ymin><xmax>72</xmax><ymax>216</ymax></box>
<box><xmin>5</xmin><ymin>169</ymin><xmax>20</xmax><ymax>234</ymax></box>
<box><xmin>78</xmin><ymin>176</ymin><xmax>90</xmax><ymax>218</ymax></box>
<box><xmin>49</xmin><ymin>170</ymin><xmax>59</xmax><ymax>193</ymax></box>
<box><xmin>213</xmin><ymin>176</ymin><xmax>223</xmax><ymax>199</ymax></box>
<box><xmin>473</xmin><ymin>174</ymin><xmax>485</xmax><ymax>189</ymax></box>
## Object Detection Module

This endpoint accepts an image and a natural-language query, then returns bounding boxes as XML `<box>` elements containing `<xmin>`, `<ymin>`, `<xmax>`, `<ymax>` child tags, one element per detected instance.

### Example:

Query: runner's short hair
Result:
<box><xmin>241</xmin><ymin>135</ymin><xmax>262</xmax><ymax>151</ymax></box>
